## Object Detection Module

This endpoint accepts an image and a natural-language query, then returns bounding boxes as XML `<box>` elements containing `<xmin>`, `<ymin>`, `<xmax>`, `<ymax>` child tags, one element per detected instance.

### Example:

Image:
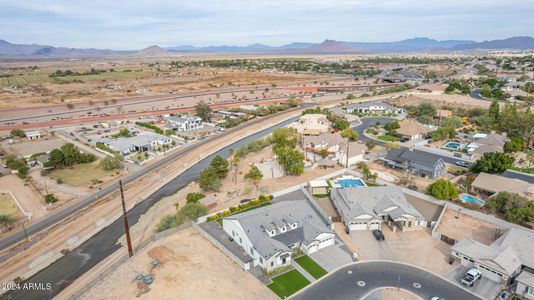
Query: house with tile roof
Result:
<box><xmin>330</xmin><ymin>185</ymin><xmax>426</xmax><ymax>232</ymax></box>
<box><xmin>396</xmin><ymin>119</ymin><xmax>432</xmax><ymax>141</ymax></box>
<box><xmin>471</xmin><ymin>172</ymin><xmax>534</xmax><ymax>199</ymax></box>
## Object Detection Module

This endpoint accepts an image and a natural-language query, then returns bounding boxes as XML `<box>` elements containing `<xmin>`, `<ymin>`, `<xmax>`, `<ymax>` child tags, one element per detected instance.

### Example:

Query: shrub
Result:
<box><xmin>427</xmin><ymin>179</ymin><xmax>458</xmax><ymax>200</ymax></box>
<box><xmin>186</xmin><ymin>192</ymin><xmax>205</xmax><ymax>203</ymax></box>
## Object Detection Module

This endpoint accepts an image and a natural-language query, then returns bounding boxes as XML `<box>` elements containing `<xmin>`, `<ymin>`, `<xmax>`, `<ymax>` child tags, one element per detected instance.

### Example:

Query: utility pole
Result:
<box><xmin>345</xmin><ymin>138</ymin><xmax>350</xmax><ymax>168</ymax></box>
<box><xmin>21</xmin><ymin>222</ymin><xmax>29</xmax><ymax>243</ymax></box>
<box><xmin>119</xmin><ymin>180</ymin><xmax>133</xmax><ymax>257</ymax></box>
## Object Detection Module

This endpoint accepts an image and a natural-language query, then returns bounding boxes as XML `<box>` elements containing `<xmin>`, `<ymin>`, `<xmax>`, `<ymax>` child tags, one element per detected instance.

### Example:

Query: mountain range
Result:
<box><xmin>1</xmin><ymin>36</ymin><xmax>534</xmax><ymax>58</ymax></box>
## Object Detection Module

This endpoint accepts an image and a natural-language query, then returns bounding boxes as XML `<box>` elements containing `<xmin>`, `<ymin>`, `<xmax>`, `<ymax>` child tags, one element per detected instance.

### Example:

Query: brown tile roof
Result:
<box><xmin>396</xmin><ymin>119</ymin><xmax>432</xmax><ymax>136</ymax></box>
<box><xmin>471</xmin><ymin>172</ymin><xmax>534</xmax><ymax>199</ymax></box>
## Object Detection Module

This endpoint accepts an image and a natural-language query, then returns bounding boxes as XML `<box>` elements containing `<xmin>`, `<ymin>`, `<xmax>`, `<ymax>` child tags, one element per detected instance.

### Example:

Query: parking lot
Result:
<box><xmin>444</xmin><ymin>264</ymin><xmax>501</xmax><ymax>300</ymax></box>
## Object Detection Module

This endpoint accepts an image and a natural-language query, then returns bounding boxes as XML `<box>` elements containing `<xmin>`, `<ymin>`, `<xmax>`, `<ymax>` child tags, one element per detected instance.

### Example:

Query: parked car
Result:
<box><xmin>372</xmin><ymin>229</ymin><xmax>385</xmax><ymax>241</ymax></box>
<box><xmin>455</xmin><ymin>161</ymin><xmax>470</xmax><ymax>168</ymax></box>
<box><xmin>453</xmin><ymin>152</ymin><xmax>463</xmax><ymax>158</ymax></box>
<box><xmin>461</xmin><ymin>268</ymin><xmax>481</xmax><ymax>287</ymax></box>
<box><xmin>430</xmin><ymin>297</ymin><xmax>445</xmax><ymax>300</ymax></box>
<box><xmin>239</xmin><ymin>198</ymin><xmax>252</xmax><ymax>204</ymax></box>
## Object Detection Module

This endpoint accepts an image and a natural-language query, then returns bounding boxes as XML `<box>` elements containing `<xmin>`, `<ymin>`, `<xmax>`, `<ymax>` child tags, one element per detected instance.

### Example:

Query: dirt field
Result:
<box><xmin>390</xmin><ymin>94</ymin><xmax>494</xmax><ymax>109</ymax></box>
<box><xmin>79</xmin><ymin>228</ymin><xmax>277</xmax><ymax>300</ymax></box>
<box><xmin>435</xmin><ymin>208</ymin><xmax>500</xmax><ymax>245</ymax></box>
<box><xmin>0</xmin><ymin>191</ymin><xmax>20</xmax><ymax>217</ymax></box>
<box><xmin>47</xmin><ymin>160</ymin><xmax>122</xmax><ymax>187</ymax></box>
<box><xmin>0</xmin><ymin>175</ymin><xmax>45</xmax><ymax>220</ymax></box>
<box><xmin>1</xmin><ymin>137</ymin><xmax>66</xmax><ymax>157</ymax></box>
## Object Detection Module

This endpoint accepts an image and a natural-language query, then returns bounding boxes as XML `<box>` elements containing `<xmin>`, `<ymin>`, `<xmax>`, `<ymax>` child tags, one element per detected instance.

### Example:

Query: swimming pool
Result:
<box><xmin>442</xmin><ymin>141</ymin><xmax>462</xmax><ymax>150</ymax></box>
<box><xmin>331</xmin><ymin>176</ymin><xmax>367</xmax><ymax>188</ymax></box>
<box><xmin>459</xmin><ymin>194</ymin><xmax>485</xmax><ymax>207</ymax></box>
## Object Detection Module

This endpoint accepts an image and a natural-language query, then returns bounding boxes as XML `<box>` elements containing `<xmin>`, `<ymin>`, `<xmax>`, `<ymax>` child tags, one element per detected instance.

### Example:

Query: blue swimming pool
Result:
<box><xmin>460</xmin><ymin>194</ymin><xmax>485</xmax><ymax>207</ymax></box>
<box><xmin>442</xmin><ymin>141</ymin><xmax>461</xmax><ymax>150</ymax></box>
<box><xmin>336</xmin><ymin>178</ymin><xmax>366</xmax><ymax>188</ymax></box>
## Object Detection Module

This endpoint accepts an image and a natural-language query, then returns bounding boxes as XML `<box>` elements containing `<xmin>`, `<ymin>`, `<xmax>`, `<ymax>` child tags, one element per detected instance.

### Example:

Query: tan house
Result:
<box><xmin>289</xmin><ymin>114</ymin><xmax>331</xmax><ymax>136</ymax></box>
<box><xmin>396</xmin><ymin>119</ymin><xmax>432</xmax><ymax>141</ymax></box>
<box><xmin>468</xmin><ymin>132</ymin><xmax>510</xmax><ymax>160</ymax></box>
<box><xmin>471</xmin><ymin>172</ymin><xmax>534</xmax><ymax>199</ymax></box>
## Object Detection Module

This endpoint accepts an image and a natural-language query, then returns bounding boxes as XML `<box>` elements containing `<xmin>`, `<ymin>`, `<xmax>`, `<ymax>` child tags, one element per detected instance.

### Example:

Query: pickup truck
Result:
<box><xmin>461</xmin><ymin>268</ymin><xmax>482</xmax><ymax>287</ymax></box>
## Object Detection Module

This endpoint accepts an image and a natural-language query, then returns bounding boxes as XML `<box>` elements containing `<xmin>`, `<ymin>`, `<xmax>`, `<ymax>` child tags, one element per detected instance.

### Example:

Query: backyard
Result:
<box><xmin>267</xmin><ymin>269</ymin><xmax>310</xmax><ymax>298</ymax></box>
<box><xmin>48</xmin><ymin>160</ymin><xmax>119</xmax><ymax>187</ymax></box>
<box><xmin>0</xmin><ymin>192</ymin><xmax>20</xmax><ymax>217</ymax></box>
<box><xmin>294</xmin><ymin>255</ymin><xmax>328</xmax><ymax>279</ymax></box>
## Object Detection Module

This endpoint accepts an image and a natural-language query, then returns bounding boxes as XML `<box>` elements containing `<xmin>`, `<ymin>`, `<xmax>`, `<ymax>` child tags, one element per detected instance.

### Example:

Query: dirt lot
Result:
<box><xmin>0</xmin><ymin>175</ymin><xmax>46</xmax><ymax>220</ymax></box>
<box><xmin>0</xmin><ymin>191</ymin><xmax>20</xmax><ymax>217</ymax></box>
<box><xmin>390</xmin><ymin>94</ymin><xmax>494</xmax><ymax>109</ymax></box>
<box><xmin>1</xmin><ymin>137</ymin><xmax>66</xmax><ymax>157</ymax></box>
<box><xmin>435</xmin><ymin>207</ymin><xmax>500</xmax><ymax>245</ymax></box>
<box><xmin>79</xmin><ymin>228</ymin><xmax>277</xmax><ymax>300</ymax></box>
<box><xmin>47</xmin><ymin>160</ymin><xmax>122</xmax><ymax>187</ymax></box>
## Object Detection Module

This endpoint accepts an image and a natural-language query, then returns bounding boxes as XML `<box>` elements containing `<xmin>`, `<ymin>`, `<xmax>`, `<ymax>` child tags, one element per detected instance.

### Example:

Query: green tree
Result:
<box><xmin>10</xmin><ymin>129</ymin><xmax>25</xmax><ymax>138</ymax></box>
<box><xmin>275</xmin><ymin>147</ymin><xmax>304</xmax><ymax>175</ymax></box>
<box><xmin>487</xmin><ymin>192</ymin><xmax>533</xmax><ymax>225</ymax></box>
<box><xmin>186</xmin><ymin>192</ymin><xmax>205</xmax><ymax>203</ymax></box>
<box><xmin>333</xmin><ymin>119</ymin><xmax>350</xmax><ymax>131</ymax></box>
<box><xmin>426</xmin><ymin>179</ymin><xmax>458</xmax><ymax>200</ymax></box>
<box><xmin>198</xmin><ymin>166</ymin><xmax>222</xmax><ymax>191</ymax></box>
<box><xmin>0</xmin><ymin>215</ymin><xmax>17</xmax><ymax>230</ymax></box>
<box><xmin>488</xmin><ymin>99</ymin><xmax>500</xmax><ymax>122</ymax></box>
<box><xmin>319</xmin><ymin>149</ymin><xmax>329</xmax><ymax>158</ymax></box>
<box><xmin>526</xmin><ymin>149</ymin><xmax>534</xmax><ymax>167</ymax></box>
<box><xmin>340</xmin><ymin>127</ymin><xmax>359</xmax><ymax>141</ymax></box>
<box><xmin>176</xmin><ymin>202</ymin><xmax>208</xmax><ymax>224</ymax></box>
<box><xmin>100</xmin><ymin>155</ymin><xmax>122</xmax><ymax>170</ymax></box>
<box><xmin>384</xmin><ymin>121</ymin><xmax>400</xmax><ymax>132</ymax></box>
<box><xmin>5</xmin><ymin>155</ymin><xmax>29</xmax><ymax>179</ymax></box>
<box><xmin>471</xmin><ymin>152</ymin><xmax>515</xmax><ymax>174</ymax></box>
<box><xmin>244</xmin><ymin>165</ymin><xmax>263</xmax><ymax>190</ymax></box>
<box><xmin>209</xmin><ymin>155</ymin><xmax>229</xmax><ymax>179</ymax></box>
<box><xmin>417</xmin><ymin>103</ymin><xmax>437</xmax><ymax>118</ymax></box>
<box><xmin>44</xmin><ymin>193</ymin><xmax>58</xmax><ymax>204</ymax></box>
<box><xmin>195</xmin><ymin>100</ymin><xmax>212</xmax><ymax>122</ymax></box>
<box><xmin>503</xmin><ymin>136</ymin><xmax>524</xmax><ymax>153</ymax></box>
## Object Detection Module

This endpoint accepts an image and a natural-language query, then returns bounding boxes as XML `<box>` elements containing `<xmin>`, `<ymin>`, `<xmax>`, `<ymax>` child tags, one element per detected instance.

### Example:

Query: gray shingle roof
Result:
<box><xmin>385</xmin><ymin>148</ymin><xmax>442</xmax><ymax>169</ymax></box>
<box><xmin>330</xmin><ymin>185</ymin><xmax>425</xmax><ymax>222</ymax></box>
<box><xmin>225</xmin><ymin>200</ymin><xmax>333</xmax><ymax>259</ymax></box>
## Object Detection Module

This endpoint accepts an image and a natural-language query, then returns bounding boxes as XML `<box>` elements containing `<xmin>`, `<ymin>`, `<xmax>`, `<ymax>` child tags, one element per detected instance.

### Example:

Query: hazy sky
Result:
<box><xmin>1</xmin><ymin>0</ymin><xmax>533</xmax><ymax>49</ymax></box>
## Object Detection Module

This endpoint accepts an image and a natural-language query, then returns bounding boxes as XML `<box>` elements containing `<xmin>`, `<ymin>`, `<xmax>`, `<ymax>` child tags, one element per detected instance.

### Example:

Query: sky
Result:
<box><xmin>0</xmin><ymin>0</ymin><xmax>533</xmax><ymax>50</ymax></box>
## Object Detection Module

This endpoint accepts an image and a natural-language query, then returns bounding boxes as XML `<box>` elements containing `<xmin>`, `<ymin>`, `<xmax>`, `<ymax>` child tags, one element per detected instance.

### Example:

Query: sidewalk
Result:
<box><xmin>291</xmin><ymin>260</ymin><xmax>316</xmax><ymax>283</ymax></box>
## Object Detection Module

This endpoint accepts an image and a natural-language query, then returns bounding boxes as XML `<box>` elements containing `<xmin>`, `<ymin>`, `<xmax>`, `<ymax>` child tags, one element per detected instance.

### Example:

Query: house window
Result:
<box><xmin>250</xmin><ymin>247</ymin><xmax>254</xmax><ymax>256</ymax></box>
<box><xmin>259</xmin><ymin>257</ymin><xmax>263</xmax><ymax>264</ymax></box>
<box><xmin>408</xmin><ymin>221</ymin><xmax>412</xmax><ymax>227</ymax></box>
<box><xmin>271</xmin><ymin>262</ymin><xmax>274</xmax><ymax>267</ymax></box>
<box><xmin>527</xmin><ymin>287</ymin><xmax>534</xmax><ymax>297</ymax></box>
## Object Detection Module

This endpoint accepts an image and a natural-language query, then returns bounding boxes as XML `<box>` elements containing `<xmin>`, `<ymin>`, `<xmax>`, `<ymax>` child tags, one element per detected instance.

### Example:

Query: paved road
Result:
<box><xmin>502</xmin><ymin>169</ymin><xmax>534</xmax><ymax>184</ymax></box>
<box><xmin>469</xmin><ymin>88</ymin><xmax>486</xmax><ymax>101</ymax></box>
<box><xmin>353</xmin><ymin>117</ymin><xmax>471</xmax><ymax>166</ymax></box>
<box><xmin>291</xmin><ymin>261</ymin><xmax>483</xmax><ymax>300</ymax></box>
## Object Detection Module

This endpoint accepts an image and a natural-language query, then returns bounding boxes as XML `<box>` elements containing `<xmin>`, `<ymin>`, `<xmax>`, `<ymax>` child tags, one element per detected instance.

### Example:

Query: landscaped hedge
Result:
<box><xmin>207</xmin><ymin>195</ymin><xmax>273</xmax><ymax>221</ymax></box>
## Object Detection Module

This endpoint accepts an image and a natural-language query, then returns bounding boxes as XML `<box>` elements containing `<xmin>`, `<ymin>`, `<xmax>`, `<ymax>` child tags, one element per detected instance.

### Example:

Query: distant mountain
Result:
<box><xmin>1</xmin><ymin>36</ymin><xmax>533</xmax><ymax>57</ymax></box>
<box><xmin>136</xmin><ymin>45</ymin><xmax>169</xmax><ymax>56</ymax></box>
<box><xmin>451</xmin><ymin>36</ymin><xmax>534</xmax><ymax>50</ymax></box>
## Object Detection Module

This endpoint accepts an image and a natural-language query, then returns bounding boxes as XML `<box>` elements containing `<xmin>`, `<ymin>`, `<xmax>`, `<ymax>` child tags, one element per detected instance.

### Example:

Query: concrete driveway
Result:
<box><xmin>309</xmin><ymin>242</ymin><xmax>354</xmax><ymax>272</ymax></box>
<box><xmin>444</xmin><ymin>265</ymin><xmax>501</xmax><ymax>300</ymax></box>
<box><xmin>350</xmin><ymin>230</ymin><xmax>399</xmax><ymax>261</ymax></box>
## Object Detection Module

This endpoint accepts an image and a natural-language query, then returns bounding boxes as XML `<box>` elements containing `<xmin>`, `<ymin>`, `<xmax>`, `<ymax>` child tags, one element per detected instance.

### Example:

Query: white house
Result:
<box><xmin>100</xmin><ymin>132</ymin><xmax>172</xmax><ymax>155</ymax></box>
<box><xmin>303</xmin><ymin>133</ymin><xmax>344</xmax><ymax>163</ymax></box>
<box><xmin>346</xmin><ymin>101</ymin><xmax>404</xmax><ymax>115</ymax></box>
<box><xmin>25</xmin><ymin>130</ymin><xmax>41</xmax><ymax>140</ymax></box>
<box><xmin>288</xmin><ymin>114</ymin><xmax>331</xmax><ymax>136</ymax></box>
<box><xmin>451</xmin><ymin>228</ymin><xmax>534</xmax><ymax>284</ymax></box>
<box><xmin>330</xmin><ymin>185</ymin><xmax>426</xmax><ymax>232</ymax></box>
<box><xmin>165</xmin><ymin>115</ymin><xmax>203</xmax><ymax>132</ymax></box>
<box><xmin>222</xmin><ymin>200</ymin><xmax>335</xmax><ymax>272</ymax></box>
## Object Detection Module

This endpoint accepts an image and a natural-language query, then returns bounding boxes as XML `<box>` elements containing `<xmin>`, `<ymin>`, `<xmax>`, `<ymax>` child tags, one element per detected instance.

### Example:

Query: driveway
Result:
<box><xmin>444</xmin><ymin>265</ymin><xmax>501</xmax><ymax>300</ymax></box>
<box><xmin>350</xmin><ymin>230</ymin><xmax>399</xmax><ymax>261</ymax></box>
<box><xmin>309</xmin><ymin>242</ymin><xmax>354</xmax><ymax>272</ymax></box>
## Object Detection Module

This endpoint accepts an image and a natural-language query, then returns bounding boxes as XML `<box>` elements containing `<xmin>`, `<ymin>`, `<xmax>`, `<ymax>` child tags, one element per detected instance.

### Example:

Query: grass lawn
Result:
<box><xmin>267</xmin><ymin>269</ymin><xmax>310</xmax><ymax>298</ymax></box>
<box><xmin>509</xmin><ymin>166</ymin><xmax>534</xmax><ymax>174</ymax></box>
<box><xmin>48</xmin><ymin>161</ymin><xmax>117</xmax><ymax>186</ymax></box>
<box><xmin>0</xmin><ymin>192</ymin><xmax>20</xmax><ymax>217</ymax></box>
<box><xmin>216</xmin><ymin>202</ymin><xmax>272</xmax><ymax>225</ymax></box>
<box><xmin>294</xmin><ymin>255</ymin><xmax>328</xmax><ymax>279</ymax></box>
<box><xmin>377</xmin><ymin>135</ymin><xmax>398</xmax><ymax>142</ymax></box>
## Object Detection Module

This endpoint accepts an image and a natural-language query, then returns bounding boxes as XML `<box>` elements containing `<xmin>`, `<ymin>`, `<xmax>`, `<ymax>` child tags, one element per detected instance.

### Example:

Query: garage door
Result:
<box><xmin>317</xmin><ymin>238</ymin><xmax>335</xmax><ymax>250</ymax></box>
<box><xmin>349</xmin><ymin>223</ymin><xmax>367</xmax><ymax>230</ymax></box>
<box><xmin>368</xmin><ymin>222</ymin><xmax>380</xmax><ymax>230</ymax></box>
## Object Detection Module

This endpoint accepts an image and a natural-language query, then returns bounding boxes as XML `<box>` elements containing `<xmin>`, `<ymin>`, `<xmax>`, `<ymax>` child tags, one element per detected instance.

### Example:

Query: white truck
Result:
<box><xmin>461</xmin><ymin>268</ymin><xmax>482</xmax><ymax>287</ymax></box>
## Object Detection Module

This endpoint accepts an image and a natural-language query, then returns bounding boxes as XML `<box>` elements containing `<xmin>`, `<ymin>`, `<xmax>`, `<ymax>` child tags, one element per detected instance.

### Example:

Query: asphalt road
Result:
<box><xmin>353</xmin><ymin>117</ymin><xmax>472</xmax><ymax>166</ymax></box>
<box><xmin>502</xmin><ymin>169</ymin><xmax>534</xmax><ymax>183</ymax></box>
<box><xmin>291</xmin><ymin>261</ymin><xmax>483</xmax><ymax>300</ymax></box>
<box><xmin>0</xmin><ymin>114</ymin><xmax>301</xmax><ymax>300</ymax></box>
<box><xmin>469</xmin><ymin>88</ymin><xmax>486</xmax><ymax>101</ymax></box>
